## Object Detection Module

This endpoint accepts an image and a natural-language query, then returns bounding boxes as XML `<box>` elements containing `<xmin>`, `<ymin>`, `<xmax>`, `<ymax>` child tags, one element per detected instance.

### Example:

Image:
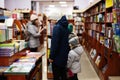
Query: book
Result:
<box><xmin>95</xmin><ymin>55</ymin><xmax>101</xmax><ymax>66</ymax></box>
<box><xmin>105</xmin><ymin>0</ymin><xmax>113</xmax><ymax>8</ymax></box>
<box><xmin>0</xmin><ymin>48</ymin><xmax>14</xmax><ymax>57</ymax></box>
<box><xmin>113</xmin><ymin>0</ymin><xmax>120</xmax><ymax>8</ymax></box>
<box><xmin>102</xmin><ymin>64</ymin><xmax>108</xmax><ymax>73</ymax></box>
<box><xmin>18</xmin><ymin>56</ymin><xmax>36</xmax><ymax>62</ymax></box>
<box><xmin>113</xmin><ymin>35</ymin><xmax>120</xmax><ymax>53</ymax></box>
<box><xmin>90</xmin><ymin>49</ymin><xmax>97</xmax><ymax>59</ymax></box>
<box><xmin>4</xmin><ymin>18</ymin><xmax>14</xmax><ymax>27</ymax></box>
<box><xmin>0</xmin><ymin>23</ymin><xmax>7</xmax><ymax>29</ymax></box>
<box><xmin>0</xmin><ymin>30</ymin><xmax>6</xmax><ymax>42</ymax></box>
<box><xmin>8</xmin><ymin>28</ymin><xmax>13</xmax><ymax>40</ymax></box>
<box><xmin>4</xmin><ymin>62</ymin><xmax>35</xmax><ymax>74</ymax></box>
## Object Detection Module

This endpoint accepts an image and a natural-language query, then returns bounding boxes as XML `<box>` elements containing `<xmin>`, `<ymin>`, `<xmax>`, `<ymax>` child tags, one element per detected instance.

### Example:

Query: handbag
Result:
<box><xmin>67</xmin><ymin>69</ymin><xmax>74</xmax><ymax>78</ymax></box>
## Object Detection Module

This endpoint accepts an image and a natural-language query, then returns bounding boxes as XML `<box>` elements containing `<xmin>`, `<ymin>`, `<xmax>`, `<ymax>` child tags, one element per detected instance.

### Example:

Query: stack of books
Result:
<box><xmin>0</xmin><ymin>48</ymin><xmax>14</xmax><ymax>57</ymax></box>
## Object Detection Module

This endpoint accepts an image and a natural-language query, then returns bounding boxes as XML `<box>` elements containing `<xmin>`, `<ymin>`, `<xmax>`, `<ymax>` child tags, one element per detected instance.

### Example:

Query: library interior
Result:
<box><xmin>0</xmin><ymin>0</ymin><xmax>120</xmax><ymax>80</ymax></box>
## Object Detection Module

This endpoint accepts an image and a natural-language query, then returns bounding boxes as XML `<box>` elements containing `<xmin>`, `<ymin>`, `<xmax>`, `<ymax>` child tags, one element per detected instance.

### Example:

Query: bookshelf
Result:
<box><xmin>46</xmin><ymin>19</ymin><xmax>56</xmax><ymax>79</ymax></box>
<box><xmin>83</xmin><ymin>0</ymin><xmax>120</xmax><ymax>80</ymax></box>
<box><xmin>73</xmin><ymin>11</ymin><xmax>85</xmax><ymax>45</ymax></box>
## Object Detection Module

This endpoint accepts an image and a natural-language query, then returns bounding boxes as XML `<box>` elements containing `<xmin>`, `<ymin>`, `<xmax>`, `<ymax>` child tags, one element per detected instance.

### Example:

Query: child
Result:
<box><xmin>67</xmin><ymin>36</ymin><xmax>84</xmax><ymax>80</ymax></box>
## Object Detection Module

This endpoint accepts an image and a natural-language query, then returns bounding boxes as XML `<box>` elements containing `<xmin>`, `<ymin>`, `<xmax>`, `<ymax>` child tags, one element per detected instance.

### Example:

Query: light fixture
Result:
<box><xmin>49</xmin><ymin>5</ymin><xmax>55</xmax><ymax>8</ymax></box>
<box><xmin>61</xmin><ymin>4</ymin><xmax>68</xmax><ymax>7</ymax></box>
<box><xmin>59</xmin><ymin>1</ymin><xmax>67</xmax><ymax>4</ymax></box>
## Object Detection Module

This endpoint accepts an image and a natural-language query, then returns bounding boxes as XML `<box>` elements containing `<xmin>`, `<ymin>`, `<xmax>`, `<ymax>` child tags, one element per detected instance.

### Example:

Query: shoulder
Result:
<box><xmin>69</xmin><ymin>50</ymin><xmax>76</xmax><ymax>56</ymax></box>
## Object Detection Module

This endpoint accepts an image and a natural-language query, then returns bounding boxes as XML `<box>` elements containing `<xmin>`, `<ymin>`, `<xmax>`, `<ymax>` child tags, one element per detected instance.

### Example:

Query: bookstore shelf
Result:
<box><xmin>83</xmin><ymin>0</ymin><xmax>120</xmax><ymax>80</ymax></box>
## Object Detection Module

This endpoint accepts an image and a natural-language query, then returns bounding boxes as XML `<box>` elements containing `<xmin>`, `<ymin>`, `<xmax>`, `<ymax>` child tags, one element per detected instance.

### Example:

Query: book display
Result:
<box><xmin>83</xmin><ymin>0</ymin><xmax>120</xmax><ymax>80</ymax></box>
<box><xmin>46</xmin><ymin>19</ymin><xmax>56</xmax><ymax>79</ymax></box>
<box><xmin>0</xmin><ymin>8</ymin><xmax>44</xmax><ymax>80</ymax></box>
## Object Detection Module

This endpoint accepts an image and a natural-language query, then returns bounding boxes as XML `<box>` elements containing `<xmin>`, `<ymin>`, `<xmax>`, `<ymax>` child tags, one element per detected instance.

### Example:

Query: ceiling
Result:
<box><xmin>32</xmin><ymin>0</ymin><xmax>74</xmax><ymax>2</ymax></box>
<box><xmin>32</xmin><ymin>0</ymin><xmax>74</xmax><ymax>7</ymax></box>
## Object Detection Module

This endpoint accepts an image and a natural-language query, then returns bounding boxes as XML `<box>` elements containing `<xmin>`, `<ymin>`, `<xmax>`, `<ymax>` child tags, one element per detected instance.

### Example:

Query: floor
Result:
<box><xmin>40</xmin><ymin>42</ymin><xmax>100</xmax><ymax>80</ymax></box>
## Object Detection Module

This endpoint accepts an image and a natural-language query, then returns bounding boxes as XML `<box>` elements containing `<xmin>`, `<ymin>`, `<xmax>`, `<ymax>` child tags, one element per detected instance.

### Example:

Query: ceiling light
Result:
<box><xmin>49</xmin><ymin>5</ymin><xmax>55</xmax><ymax>8</ymax></box>
<box><xmin>59</xmin><ymin>1</ymin><xmax>67</xmax><ymax>4</ymax></box>
<box><xmin>61</xmin><ymin>4</ymin><xmax>68</xmax><ymax>7</ymax></box>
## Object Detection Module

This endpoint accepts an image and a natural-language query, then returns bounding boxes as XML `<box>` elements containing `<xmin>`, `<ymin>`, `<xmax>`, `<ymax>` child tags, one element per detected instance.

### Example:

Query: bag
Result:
<box><xmin>67</xmin><ymin>69</ymin><xmax>74</xmax><ymax>78</ymax></box>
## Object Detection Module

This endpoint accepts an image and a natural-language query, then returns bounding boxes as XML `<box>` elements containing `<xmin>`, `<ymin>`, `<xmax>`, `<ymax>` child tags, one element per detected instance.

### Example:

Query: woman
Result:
<box><xmin>28</xmin><ymin>14</ymin><xmax>44</xmax><ymax>52</ymax></box>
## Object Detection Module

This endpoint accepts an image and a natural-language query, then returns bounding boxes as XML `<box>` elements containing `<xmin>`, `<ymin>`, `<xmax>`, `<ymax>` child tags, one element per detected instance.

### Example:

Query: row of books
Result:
<box><xmin>84</xmin><ymin>2</ymin><xmax>105</xmax><ymax>17</ymax></box>
<box><xmin>0</xmin><ymin>28</ymin><xmax>13</xmax><ymax>42</ymax></box>
<box><xmin>0</xmin><ymin>40</ymin><xmax>28</xmax><ymax>56</ymax></box>
<box><xmin>0</xmin><ymin>48</ymin><xmax>14</xmax><ymax>57</ymax></box>
<box><xmin>92</xmin><ymin>2</ymin><xmax>105</xmax><ymax>13</ymax></box>
<box><xmin>90</xmin><ymin>14</ymin><xmax>105</xmax><ymax>22</ymax></box>
<box><xmin>4</xmin><ymin>52</ymin><xmax>42</xmax><ymax>74</ymax></box>
<box><xmin>88</xmin><ymin>29</ymin><xmax>112</xmax><ymax>48</ymax></box>
<box><xmin>113</xmin><ymin>0</ymin><xmax>120</xmax><ymax>8</ymax></box>
<box><xmin>106</xmin><ymin>13</ymin><xmax>113</xmax><ymax>22</ymax></box>
<box><xmin>90</xmin><ymin>48</ymin><xmax>108</xmax><ymax>73</ymax></box>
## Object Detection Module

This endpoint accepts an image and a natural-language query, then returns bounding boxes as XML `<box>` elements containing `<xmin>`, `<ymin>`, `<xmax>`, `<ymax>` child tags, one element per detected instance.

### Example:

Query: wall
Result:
<box><xmin>5</xmin><ymin>0</ymin><xmax>31</xmax><ymax>10</ymax></box>
<box><xmin>41</xmin><ymin>5</ymin><xmax>73</xmax><ymax>19</ymax></box>
<box><xmin>0</xmin><ymin>0</ymin><xmax>4</xmax><ymax>8</ymax></box>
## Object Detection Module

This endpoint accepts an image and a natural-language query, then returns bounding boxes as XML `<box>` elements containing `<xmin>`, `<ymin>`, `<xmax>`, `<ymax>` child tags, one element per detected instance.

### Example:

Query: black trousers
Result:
<box><xmin>69</xmin><ymin>74</ymin><xmax>78</xmax><ymax>80</ymax></box>
<box><xmin>52</xmin><ymin>63</ymin><xmax>67</xmax><ymax>80</ymax></box>
<box><xmin>30</xmin><ymin>47</ymin><xmax>38</xmax><ymax>52</ymax></box>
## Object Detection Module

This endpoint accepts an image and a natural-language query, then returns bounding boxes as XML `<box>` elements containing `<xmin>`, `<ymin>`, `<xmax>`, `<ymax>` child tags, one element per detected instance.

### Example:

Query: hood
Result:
<box><xmin>57</xmin><ymin>15</ymin><xmax>68</xmax><ymax>28</ymax></box>
<box><xmin>73</xmin><ymin>46</ymin><xmax>83</xmax><ymax>56</ymax></box>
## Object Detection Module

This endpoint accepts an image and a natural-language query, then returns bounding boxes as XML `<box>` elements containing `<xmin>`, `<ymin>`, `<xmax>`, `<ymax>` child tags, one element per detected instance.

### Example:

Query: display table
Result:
<box><xmin>1</xmin><ymin>52</ymin><xmax>44</xmax><ymax>80</ymax></box>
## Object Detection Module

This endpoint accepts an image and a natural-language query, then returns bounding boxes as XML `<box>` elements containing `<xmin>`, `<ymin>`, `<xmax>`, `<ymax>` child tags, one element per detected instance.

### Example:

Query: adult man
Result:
<box><xmin>49</xmin><ymin>15</ymin><xmax>70</xmax><ymax>80</ymax></box>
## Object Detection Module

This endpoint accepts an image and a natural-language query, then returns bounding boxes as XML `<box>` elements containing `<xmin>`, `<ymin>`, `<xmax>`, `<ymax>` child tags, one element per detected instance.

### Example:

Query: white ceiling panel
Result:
<box><xmin>32</xmin><ymin>0</ymin><xmax>74</xmax><ymax>2</ymax></box>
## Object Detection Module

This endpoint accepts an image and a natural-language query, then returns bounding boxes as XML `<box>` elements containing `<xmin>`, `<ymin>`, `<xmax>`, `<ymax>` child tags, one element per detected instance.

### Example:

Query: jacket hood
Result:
<box><xmin>57</xmin><ymin>15</ymin><xmax>68</xmax><ymax>28</ymax></box>
<box><xmin>73</xmin><ymin>46</ymin><xmax>83</xmax><ymax>56</ymax></box>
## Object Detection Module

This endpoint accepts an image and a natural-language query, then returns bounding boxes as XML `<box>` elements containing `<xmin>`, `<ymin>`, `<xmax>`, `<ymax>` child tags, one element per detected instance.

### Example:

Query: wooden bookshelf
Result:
<box><xmin>83</xmin><ymin>0</ymin><xmax>120</xmax><ymax>80</ymax></box>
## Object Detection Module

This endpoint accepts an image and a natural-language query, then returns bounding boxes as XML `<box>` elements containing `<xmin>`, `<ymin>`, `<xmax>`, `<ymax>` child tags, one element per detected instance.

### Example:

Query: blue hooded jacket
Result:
<box><xmin>49</xmin><ymin>15</ymin><xmax>70</xmax><ymax>67</ymax></box>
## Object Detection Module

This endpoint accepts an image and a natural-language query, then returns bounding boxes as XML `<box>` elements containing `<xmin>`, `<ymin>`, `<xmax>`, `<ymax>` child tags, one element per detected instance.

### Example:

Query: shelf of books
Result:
<box><xmin>83</xmin><ymin>0</ymin><xmax>120</xmax><ymax>80</ymax></box>
<box><xmin>0</xmin><ymin>8</ymin><xmax>44</xmax><ymax>80</ymax></box>
<box><xmin>46</xmin><ymin>19</ymin><xmax>55</xmax><ymax>79</ymax></box>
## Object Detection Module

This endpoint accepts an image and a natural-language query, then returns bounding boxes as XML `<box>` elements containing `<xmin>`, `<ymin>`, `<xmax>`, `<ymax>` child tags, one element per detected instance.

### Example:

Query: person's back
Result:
<box><xmin>49</xmin><ymin>15</ymin><xmax>70</xmax><ymax>67</ymax></box>
<box><xmin>49</xmin><ymin>15</ymin><xmax>70</xmax><ymax>80</ymax></box>
<box><xmin>67</xmin><ymin>36</ymin><xmax>84</xmax><ymax>80</ymax></box>
<box><xmin>67</xmin><ymin>45</ymin><xmax>83</xmax><ymax>73</ymax></box>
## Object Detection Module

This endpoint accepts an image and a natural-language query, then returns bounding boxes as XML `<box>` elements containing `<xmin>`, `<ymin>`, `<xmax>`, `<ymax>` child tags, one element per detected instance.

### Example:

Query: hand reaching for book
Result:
<box><xmin>39</xmin><ymin>26</ymin><xmax>46</xmax><ymax>33</ymax></box>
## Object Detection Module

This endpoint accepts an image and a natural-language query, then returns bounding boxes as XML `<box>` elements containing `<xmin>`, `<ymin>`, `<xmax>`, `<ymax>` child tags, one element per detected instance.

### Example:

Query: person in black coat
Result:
<box><xmin>49</xmin><ymin>15</ymin><xmax>70</xmax><ymax>80</ymax></box>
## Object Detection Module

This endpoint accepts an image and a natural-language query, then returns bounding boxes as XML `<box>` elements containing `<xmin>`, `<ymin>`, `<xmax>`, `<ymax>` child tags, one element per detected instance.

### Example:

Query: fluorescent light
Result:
<box><xmin>61</xmin><ymin>4</ymin><xmax>67</xmax><ymax>7</ymax></box>
<box><xmin>49</xmin><ymin>5</ymin><xmax>55</xmax><ymax>8</ymax></box>
<box><xmin>59</xmin><ymin>1</ymin><xmax>67</xmax><ymax>4</ymax></box>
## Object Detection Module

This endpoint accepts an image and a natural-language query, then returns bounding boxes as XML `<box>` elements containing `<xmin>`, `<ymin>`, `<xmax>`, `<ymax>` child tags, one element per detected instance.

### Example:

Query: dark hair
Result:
<box><xmin>32</xmin><ymin>19</ymin><xmax>38</xmax><ymax>25</ymax></box>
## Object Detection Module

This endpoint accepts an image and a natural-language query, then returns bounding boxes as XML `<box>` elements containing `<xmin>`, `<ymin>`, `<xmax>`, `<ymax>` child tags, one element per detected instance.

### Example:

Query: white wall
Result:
<box><xmin>41</xmin><ymin>5</ymin><xmax>73</xmax><ymax>19</ymax></box>
<box><xmin>0</xmin><ymin>0</ymin><xmax>4</xmax><ymax>8</ymax></box>
<box><xmin>5</xmin><ymin>0</ymin><xmax>31</xmax><ymax>10</ymax></box>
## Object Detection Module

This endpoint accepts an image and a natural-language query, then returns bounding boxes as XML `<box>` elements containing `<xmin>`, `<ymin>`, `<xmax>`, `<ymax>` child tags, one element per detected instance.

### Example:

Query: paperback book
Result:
<box><xmin>4</xmin><ymin>62</ymin><xmax>35</xmax><ymax>74</ymax></box>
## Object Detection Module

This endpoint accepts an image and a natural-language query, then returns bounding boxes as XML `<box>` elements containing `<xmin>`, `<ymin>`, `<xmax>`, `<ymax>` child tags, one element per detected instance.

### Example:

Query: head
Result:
<box><xmin>68</xmin><ymin>23</ymin><xmax>73</xmax><ymax>33</ymax></box>
<box><xmin>57</xmin><ymin>15</ymin><xmax>68</xmax><ymax>27</ymax></box>
<box><xmin>30</xmin><ymin>14</ymin><xmax>39</xmax><ymax>27</ymax></box>
<box><xmin>69</xmin><ymin>36</ymin><xmax>79</xmax><ymax>49</ymax></box>
<box><xmin>69</xmin><ymin>33</ymin><xmax>76</xmax><ymax>40</ymax></box>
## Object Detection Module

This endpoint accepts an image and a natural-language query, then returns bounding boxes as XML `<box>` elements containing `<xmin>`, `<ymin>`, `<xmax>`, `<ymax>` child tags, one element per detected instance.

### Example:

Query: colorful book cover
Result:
<box><xmin>102</xmin><ymin>64</ymin><xmax>108</xmax><ymax>73</ymax></box>
<box><xmin>95</xmin><ymin>55</ymin><xmax>101</xmax><ymax>66</ymax></box>
<box><xmin>105</xmin><ymin>0</ymin><xmax>113</xmax><ymax>8</ymax></box>
<box><xmin>0</xmin><ymin>30</ymin><xmax>6</xmax><ymax>42</ymax></box>
<box><xmin>18</xmin><ymin>56</ymin><xmax>36</xmax><ymax>62</ymax></box>
<box><xmin>4</xmin><ymin>62</ymin><xmax>35</xmax><ymax>74</ymax></box>
<box><xmin>0</xmin><ymin>48</ymin><xmax>14</xmax><ymax>56</ymax></box>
